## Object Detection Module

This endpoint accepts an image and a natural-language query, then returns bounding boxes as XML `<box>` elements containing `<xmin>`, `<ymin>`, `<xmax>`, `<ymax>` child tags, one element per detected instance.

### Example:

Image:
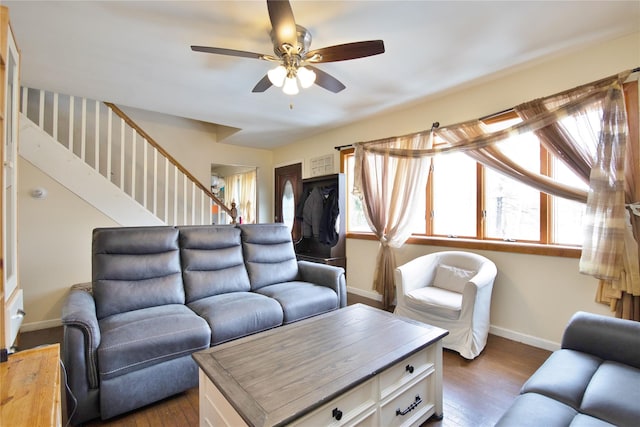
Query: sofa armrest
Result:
<box><xmin>61</xmin><ymin>284</ymin><xmax>101</xmax><ymax>389</ymax></box>
<box><xmin>297</xmin><ymin>261</ymin><xmax>347</xmax><ymax>308</ymax></box>
<box><xmin>561</xmin><ymin>311</ymin><xmax>640</xmax><ymax>369</ymax></box>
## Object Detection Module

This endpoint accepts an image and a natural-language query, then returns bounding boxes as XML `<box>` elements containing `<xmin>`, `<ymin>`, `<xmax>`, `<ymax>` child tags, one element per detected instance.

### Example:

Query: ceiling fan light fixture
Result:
<box><xmin>297</xmin><ymin>66</ymin><xmax>316</xmax><ymax>88</ymax></box>
<box><xmin>267</xmin><ymin>65</ymin><xmax>287</xmax><ymax>87</ymax></box>
<box><xmin>282</xmin><ymin>75</ymin><xmax>299</xmax><ymax>95</ymax></box>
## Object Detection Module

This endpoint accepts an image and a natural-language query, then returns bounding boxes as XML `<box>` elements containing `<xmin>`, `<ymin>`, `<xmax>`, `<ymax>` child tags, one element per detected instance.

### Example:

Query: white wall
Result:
<box><xmin>273</xmin><ymin>32</ymin><xmax>639</xmax><ymax>348</ymax></box>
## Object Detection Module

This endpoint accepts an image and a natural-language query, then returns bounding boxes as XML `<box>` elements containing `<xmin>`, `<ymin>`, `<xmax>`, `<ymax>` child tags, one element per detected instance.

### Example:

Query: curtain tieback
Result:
<box><xmin>626</xmin><ymin>203</ymin><xmax>640</xmax><ymax>217</ymax></box>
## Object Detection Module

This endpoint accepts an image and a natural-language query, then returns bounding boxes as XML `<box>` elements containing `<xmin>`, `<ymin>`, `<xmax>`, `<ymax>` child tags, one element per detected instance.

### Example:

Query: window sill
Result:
<box><xmin>346</xmin><ymin>232</ymin><xmax>581</xmax><ymax>258</ymax></box>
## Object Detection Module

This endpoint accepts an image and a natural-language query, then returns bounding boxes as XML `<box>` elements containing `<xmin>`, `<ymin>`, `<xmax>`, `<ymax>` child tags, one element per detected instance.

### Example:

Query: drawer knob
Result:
<box><xmin>332</xmin><ymin>407</ymin><xmax>343</xmax><ymax>421</ymax></box>
<box><xmin>405</xmin><ymin>364</ymin><xmax>414</xmax><ymax>374</ymax></box>
<box><xmin>396</xmin><ymin>395</ymin><xmax>422</xmax><ymax>416</ymax></box>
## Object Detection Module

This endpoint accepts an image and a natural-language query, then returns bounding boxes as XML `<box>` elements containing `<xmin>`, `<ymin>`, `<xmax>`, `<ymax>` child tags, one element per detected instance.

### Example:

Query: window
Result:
<box><xmin>344</xmin><ymin>154</ymin><xmax>371</xmax><ymax>232</ymax></box>
<box><xmin>341</xmin><ymin>113</ymin><xmax>591</xmax><ymax>254</ymax></box>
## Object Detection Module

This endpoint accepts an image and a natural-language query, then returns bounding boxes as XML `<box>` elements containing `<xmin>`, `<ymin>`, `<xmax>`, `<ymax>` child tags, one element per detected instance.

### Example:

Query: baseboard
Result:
<box><xmin>489</xmin><ymin>325</ymin><xmax>560</xmax><ymax>352</ymax></box>
<box><xmin>20</xmin><ymin>318</ymin><xmax>62</xmax><ymax>332</ymax></box>
<box><xmin>347</xmin><ymin>286</ymin><xmax>382</xmax><ymax>302</ymax></box>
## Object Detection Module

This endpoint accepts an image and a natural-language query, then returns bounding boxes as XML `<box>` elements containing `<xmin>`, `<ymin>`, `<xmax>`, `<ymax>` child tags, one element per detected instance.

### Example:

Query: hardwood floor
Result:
<box><xmin>18</xmin><ymin>300</ymin><xmax>551</xmax><ymax>427</ymax></box>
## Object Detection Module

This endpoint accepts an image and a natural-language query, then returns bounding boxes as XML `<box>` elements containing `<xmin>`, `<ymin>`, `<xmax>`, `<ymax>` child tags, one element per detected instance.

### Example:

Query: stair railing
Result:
<box><xmin>20</xmin><ymin>87</ymin><xmax>236</xmax><ymax>226</ymax></box>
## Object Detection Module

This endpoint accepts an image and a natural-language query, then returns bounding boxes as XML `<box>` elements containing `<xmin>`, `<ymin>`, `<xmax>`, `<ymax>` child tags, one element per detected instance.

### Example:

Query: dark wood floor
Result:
<box><xmin>18</xmin><ymin>297</ymin><xmax>551</xmax><ymax>427</ymax></box>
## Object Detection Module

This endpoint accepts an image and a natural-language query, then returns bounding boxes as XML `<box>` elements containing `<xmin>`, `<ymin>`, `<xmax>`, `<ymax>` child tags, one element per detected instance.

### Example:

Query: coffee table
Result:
<box><xmin>193</xmin><ymin>303</ymin><xmax>448</xmax><ymax>427</ymax></box>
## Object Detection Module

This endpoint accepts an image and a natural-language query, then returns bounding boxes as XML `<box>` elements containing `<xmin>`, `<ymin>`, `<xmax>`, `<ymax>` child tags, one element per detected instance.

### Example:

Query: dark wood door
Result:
<box><xmin>274</xmin><ymin>163</ymin><xmax>302</xmax><ymax>241</ymax></box>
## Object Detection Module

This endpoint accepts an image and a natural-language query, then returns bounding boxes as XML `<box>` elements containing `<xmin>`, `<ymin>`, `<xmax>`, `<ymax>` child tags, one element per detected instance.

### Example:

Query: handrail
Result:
<box><xmin>104</xmin><ymin>102</ymin><xmax>236</xmax><ymax>221</ymax></box>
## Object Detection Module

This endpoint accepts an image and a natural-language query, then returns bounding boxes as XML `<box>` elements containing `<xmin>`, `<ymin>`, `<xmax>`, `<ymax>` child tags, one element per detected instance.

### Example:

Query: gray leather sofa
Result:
<box><xmin>61</xmin><ymin>223</ymin><xmax>346</xmax><ymax>425</ymax></box>
<box><xmin>496</xmin><ymin>311</ymin><xmax>640</xmax><ymax>427</ymax></box>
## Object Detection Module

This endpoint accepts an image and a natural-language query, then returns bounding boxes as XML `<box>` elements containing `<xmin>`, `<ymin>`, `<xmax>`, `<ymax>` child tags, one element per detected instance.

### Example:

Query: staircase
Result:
<box><xmin>19</xmin><ymin>87</ymin><xmax>233</xmax><ymax>226</ymax></box>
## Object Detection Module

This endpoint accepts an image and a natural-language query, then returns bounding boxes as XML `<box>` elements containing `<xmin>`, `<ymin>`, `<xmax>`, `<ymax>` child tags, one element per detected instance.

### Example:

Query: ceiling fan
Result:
<box><xmin>191</xmin><ymin>0</ymin><xmax>385</xmax><ymax>95</ymax></box>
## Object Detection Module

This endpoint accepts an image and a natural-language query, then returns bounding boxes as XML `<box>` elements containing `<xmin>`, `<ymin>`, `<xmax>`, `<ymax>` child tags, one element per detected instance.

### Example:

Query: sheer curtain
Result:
<box><xmin>225</xmin><ymin>170</ymin><xmax>257</xmax><ymax>224</ymax></box>
<box><xmin>353</xmin><ymin>70</ymin><xmax>639</xmax><ymax>317</ymax></box>
<box><xmin>353</xmin><ymin>132</ymin><xmax>432</xmax><ymax>308</ymax></box>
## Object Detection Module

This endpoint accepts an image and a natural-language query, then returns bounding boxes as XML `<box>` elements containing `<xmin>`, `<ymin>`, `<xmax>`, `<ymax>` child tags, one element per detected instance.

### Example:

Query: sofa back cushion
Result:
<box><xmin>239</xmin><ymin>224</ymin><xmax>298</xmax><ymax>290</ymax></box>
<box><xmin>92</xmin><ymin>227</ymin><xmax>184</xmax><ymax>319</ymax></box>
<box><xmin>179</xmin><ymin>225</ymin><xmax>251</xmax><ymax>303</ymax></box>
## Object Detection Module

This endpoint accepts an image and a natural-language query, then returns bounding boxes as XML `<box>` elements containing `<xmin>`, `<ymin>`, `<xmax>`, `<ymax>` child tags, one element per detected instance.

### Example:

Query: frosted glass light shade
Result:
<box><xmin>283</xmin><ymin>76</ymin><xmax>299</xmax><ymax>95</ymax></box>
<box><xmin>297</xmin><ymin>66</ymin><xmax>316</xmax><ymax>88</ymax></box>
<box><xmin>267</xmin><ymin>65</ymin><xmax>287</xmax><ymax>87</ymax></box>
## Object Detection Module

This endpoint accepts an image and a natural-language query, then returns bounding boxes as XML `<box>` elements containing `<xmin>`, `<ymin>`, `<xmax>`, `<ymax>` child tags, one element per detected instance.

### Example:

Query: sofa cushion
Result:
<box><xmin>188</xmin><ymin>292</ymin><xmax>283</xmax><ymax>345</ymax></box>
<box><xmin>405</xmin><ymin>286</ymin><xmax>462</xmax><ymax>320</ymax></box>
<box><xmin>179</xmin><ymin>225</ymin><xmax>250</xmax><ymax>303</ymax></box>
<box><xmin>520</xmin><ymin>349</ymin><xmax>602</xmax><ymax>410</ymax></box>
<box><xmin>432</xmin><ymin>264</ymin><xmax>475</xmax><ymax>293</ymax></box>
<box><xmin>580</xmin><ymin>361</ymin><xmax>640</xmax><ymax>426</ymax></box>
<box><xmin>568</xmin><ymin>414</ymin><xmax>617</xmax><ymax>427</ymax></box>
<box><xmin>97</xmin><ymin>304</ymin><xmax>210</xmax><ymax>381</ymax></box>
<box><xmin>239</xmin><ymin>224</ymin><xmax>299</xmax><ymax>290</ymax></box>
<box><xmin>256</xmin><ymin>281</ymin><xmax>339</xmax><ymax>323</ymax></box>
<box><xmin>494</xmin><ymin>392</ymin><xmax>578</xmax><ymax>427</ymax></box>
<box><xmin>92</xmin><ymin>227</ymin><xmax>184</xmax><ymax>319</ymax></box>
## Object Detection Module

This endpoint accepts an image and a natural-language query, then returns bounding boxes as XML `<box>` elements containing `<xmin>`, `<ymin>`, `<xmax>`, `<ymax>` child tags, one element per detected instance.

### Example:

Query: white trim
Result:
<box><xmin>489</xmin><ymin>325</ymin><xmax>560</xmax><ymax>352</ymax></box>
<box><xmin>347</xmin><ymin>286</ymin><xmax>382</xmax><ymax>302</ymax></box>
<box><xmin>20</xmin><ymin>318</ymin><xmax>62</xmax><ymax>333</ymax></box>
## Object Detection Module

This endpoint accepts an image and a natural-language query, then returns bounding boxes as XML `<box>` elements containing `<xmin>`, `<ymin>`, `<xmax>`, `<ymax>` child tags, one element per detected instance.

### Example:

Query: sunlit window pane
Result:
<box><xmin>408</xmin><ymin>181</ymin><xmax>427</xmax><ymax>234</ymax></box>
<box><xmin>484</xmin><ymin>133</ymin><xmax>540</xmax><ymax>241</ymax></box>
<box><xmin>346</xmin><ymin>155</ymin><xmax>370</xmax><ymax>232</ymax></box>
<box><xmin>552</xmin><ymin>157</ymin><xmax>587</xmax><ymax>245</ymax></box>
<box><xmin>432</xmin><ymin>152</ymin><xmax>476</xmax><ymax>237</ymax></box>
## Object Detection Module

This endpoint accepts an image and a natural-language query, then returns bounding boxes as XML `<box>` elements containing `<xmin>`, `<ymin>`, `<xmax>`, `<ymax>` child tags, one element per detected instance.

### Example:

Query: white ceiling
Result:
<box><xmin>5</xmin><ymin>1</ymin><xmax>639</xmax><ymax>149</ymax></box>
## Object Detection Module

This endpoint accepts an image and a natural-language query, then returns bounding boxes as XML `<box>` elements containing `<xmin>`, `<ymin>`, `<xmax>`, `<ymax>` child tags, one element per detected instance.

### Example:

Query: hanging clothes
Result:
<box><xmin>319</xmin><ymin>187</ymin><xmax>339</xmax><ymax>246</ymax></box>
<box><xmin>302</xmin><ymin>186</ymin><xmax>324</xmax><ymax>238</ymax></box>
<box><xmin>302</xmin><ymin>185</ymin><xmax>340</xmax><ymax>247</ymax></box>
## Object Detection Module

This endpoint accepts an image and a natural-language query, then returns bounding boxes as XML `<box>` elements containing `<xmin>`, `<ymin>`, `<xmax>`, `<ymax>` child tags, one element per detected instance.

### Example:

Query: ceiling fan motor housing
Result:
<box><xmin>271</xmin><ymin>25</ymin><xmax>312</xmax><ymax>58</ymax></box>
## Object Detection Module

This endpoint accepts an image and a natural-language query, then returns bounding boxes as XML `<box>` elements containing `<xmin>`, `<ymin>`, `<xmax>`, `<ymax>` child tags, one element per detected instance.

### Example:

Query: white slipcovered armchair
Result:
<box><xmin>394</xmin><ymin>251</ymin><xmax>497</xmax><ymax>359</ymax></box>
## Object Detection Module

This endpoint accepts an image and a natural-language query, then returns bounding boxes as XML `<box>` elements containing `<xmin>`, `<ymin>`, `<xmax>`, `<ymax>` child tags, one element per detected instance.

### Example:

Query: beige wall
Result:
<box><xmin>273</xmin><ymin>32</ymin><xmax>639</xmax><ymax>348</ymax></box>
<box><xmin>18</xmin><ymin>159</ymin><xmax>119</xmax><ymax>329</ymax></box>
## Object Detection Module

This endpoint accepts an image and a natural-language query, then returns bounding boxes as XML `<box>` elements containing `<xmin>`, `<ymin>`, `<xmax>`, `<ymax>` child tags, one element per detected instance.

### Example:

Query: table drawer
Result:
<box><xmin>379</xmin><ymin>348</ymin><xmax>433</xmax><ymax>399</ymax></box>
<box><xmin>289</xmin><ymin>378</ymin><xmax>376</xmax><ymax>427</ymax></box>
<box><xmin>380</xmin><ymin>373</ymin><xmax>434</xmax><ymax>427</ymax></box>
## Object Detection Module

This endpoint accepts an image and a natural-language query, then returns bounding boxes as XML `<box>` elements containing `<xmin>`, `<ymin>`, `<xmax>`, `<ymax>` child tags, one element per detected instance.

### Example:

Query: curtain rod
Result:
<box><xmin>334</xmin><ymin>122</ymin><xmax>439</xmax><ymax>151</ymax></box>
<box><xmin>334</xmin><ymin>67</ymin><xmax>640</xmax><ymax>152</ymax></box>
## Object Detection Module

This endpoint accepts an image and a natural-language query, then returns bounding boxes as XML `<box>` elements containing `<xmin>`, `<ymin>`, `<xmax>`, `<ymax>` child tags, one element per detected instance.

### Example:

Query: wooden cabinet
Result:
<box><xmin>0</xmin><ymin>5</ymin><xmax>22</xmax><ymax>356</ymax></box>
<box><xmin>294</xmin><ymin>173</ymin><xmax>346</xmax><ymax>269</ymax></box>
<box><xmin>0</xmin><ymin>344</ymin><xmax>63</xmax><ymax>426</ymax></box>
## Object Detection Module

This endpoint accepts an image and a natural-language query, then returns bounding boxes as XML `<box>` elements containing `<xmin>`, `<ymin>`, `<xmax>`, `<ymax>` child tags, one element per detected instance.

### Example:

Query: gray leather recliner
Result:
<box><xmin>61</xmin><ymin>223</ymin><xmax>346</xmax><ymax>424</ymax></box>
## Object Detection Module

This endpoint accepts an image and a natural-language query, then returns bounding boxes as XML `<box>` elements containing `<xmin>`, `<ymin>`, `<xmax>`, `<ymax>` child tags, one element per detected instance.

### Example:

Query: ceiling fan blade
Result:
<box><xmin>191</xmin><ymin>45</ymin><xmax>264</xmax><ymax>60</ymax></box>
<box><xmin>252</xmin><ymin>75</ymin><xmax>273</xmax><ymax>93</ymax></box>
<box><xmin>267</xmin><ymin>0</ymin><xmax>298</xmax><ymax>50</ymax></box>
<box><xmin>307</xmin><ymin>66</ymin><xmax>346</xmax><ymax>93</ymax></box>
<box><xmin>307</xmin><ymin>40</ymin><xmax>385</xmax><ymax>63</ymax></box>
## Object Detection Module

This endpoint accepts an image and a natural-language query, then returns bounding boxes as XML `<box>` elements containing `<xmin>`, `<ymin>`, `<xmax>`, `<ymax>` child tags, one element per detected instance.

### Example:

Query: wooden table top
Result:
<box><xmin>193</xmin><ymin>303</ymin><xmax>448</xmax><ymax>427</ymax></box>
<box><xmin>1</xmin><ymin>344</ymin><xmax>62</xmax><ymax>427</ymax></box>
